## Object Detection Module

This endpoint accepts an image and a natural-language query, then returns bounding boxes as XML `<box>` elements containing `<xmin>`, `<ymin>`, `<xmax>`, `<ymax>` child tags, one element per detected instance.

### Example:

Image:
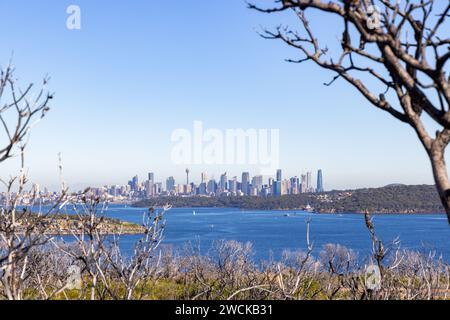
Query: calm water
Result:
<box><xmin>88</xmin><ymin>205</ymin><xmax>450</xmax><ymax>262</ymax></box>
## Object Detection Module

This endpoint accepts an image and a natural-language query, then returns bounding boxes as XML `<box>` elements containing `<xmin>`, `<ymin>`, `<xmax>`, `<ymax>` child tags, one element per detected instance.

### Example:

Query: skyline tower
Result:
<box><xmin>201</xmin><ymin>172</ymin><xmax>208</xmax><ymax>184</ymax></box>
<box><xmin>220</xmin><ymin>172</ymin><xmax>228</xmax><ymax>191</ymax></box>
<box><xmin>229</xmin><ymin>177</ymin><xmax>238</xmax><ymax>193</ymax></box>
<box><xmin>242</xmin><ymin>172</ymin><xmax>250</xmax><ymax>195</ymax></box>
<box><xmin>300</xmin><ymin>174</ymin><xmax>307</xmax><ymax>193</ymax></box>
<box><xmin>273</xmin><ymin>181</ymin><xmax>282</xmax><ymax>196</ymax></box>
<box><xmin>166</xmin><ymin>176</ymin><xmax>175</xmax><ymax>192</ymax></box>
<box><xmin>185</xmin><ymin>168</ymin><xmax>190</xmax><ymax>185</ymax></box>
<box><xmin>276</xmin><ymin>169</ymin><xmax>282</xmax><ymax>182</ymax></box>
<box><xmin>317</xmin><ymin>169</ymin><xmax>324</xmax><ymax>193</ymax></box>
<box><xmin>306</xmin><ymin>171</ymin><xmax>313</xmax><ymax>192</ymax></box>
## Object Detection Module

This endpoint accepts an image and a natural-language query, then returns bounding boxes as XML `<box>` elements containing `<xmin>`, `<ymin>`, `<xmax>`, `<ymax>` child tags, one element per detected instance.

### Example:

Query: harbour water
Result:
<box><xmin>89</xmin><ymin>205</ymin><xmax>450</xmax><ymax>262</ymax></box>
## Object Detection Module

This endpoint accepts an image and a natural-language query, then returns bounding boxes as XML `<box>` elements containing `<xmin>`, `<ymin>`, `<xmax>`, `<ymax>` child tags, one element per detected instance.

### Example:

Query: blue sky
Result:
<box><xmin>0</xmin><ymin>0</ymin><xmax>440</xmax><ymax>191</ymax></box>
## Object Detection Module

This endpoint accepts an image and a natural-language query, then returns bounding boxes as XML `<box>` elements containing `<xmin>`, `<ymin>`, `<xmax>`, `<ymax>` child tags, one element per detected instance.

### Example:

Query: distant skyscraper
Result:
<box><xmin>241</xmin><ymin>172</ymin><xmax>250</xmax><ymax>195</ymax></box>
<box><xmin>207</xmin><ymin>179</ymin><xmax>217</xmax><ymax>194</ymax></box>
<box><xmin>220</xmin><ymin>172</ymin><xmax>228</xmax><ymax>191</ymax></box>
<box><xmin>276</xmin><ymin>169</ymin><xmax>282</xmax><ymax>182</ymax></box>
<box><xmin>306</xmin><ymin>171</ymin><xmax>313</xmax><ymax>192</ymax></box>
<box><xmin>131</xmin><ymin>175</ymin><xmax>139</xmax><ymax>192</ymax></box>
<box><xmin>273</xmin><ymin>181</ymin><xmax>282</xmax><ymax>197</ymax></box>
<box><xmin>166</xmin><ymin>176</ymin><xmax>175</xmax><ymax>192</ymax></box>
<box><xmin>147</xmin><ymin>172</ymin><xmax>155</xmax><ymax>196</ymax></box>
<box><xmin>198</xmin><ymin>182</ymin><xmax>207</xmax><ymax>195</ymax></box>
<box><xmin>154</xmin><ymin>183</ymin><xmax>162</xmax><ymax>195</ymax></box>
<box><xmin>145</xmin><ymin>180</ymin><xmax>154</xmax><ymax>197</ymax></box>
<box><xmin>290</xmin><ymin>177</ymin><xmax>299</xmax><ymax>194</ymax></box>
<box><xmin>300</xmin><ymin>174</ymin><xmax>307</xmax><ymax>193</ymax></box>
<box><xmin>317</xmin><ymin>169</ymin><xmax>324</xmax><ymax>193</ymax></box>
<box><xmin>229</xmin><ymin>177</ymin><xmax>238</xmax><ymax>193</ymax></box>
<box><xmin>201</xmin><ymin>172</ymin><xmax>208</xmax><ymax>184</ymax></box>
<box><xmin>252</xmin><ymin>175</ymin><xmax>263</xmax><ymax>191</ymax></box>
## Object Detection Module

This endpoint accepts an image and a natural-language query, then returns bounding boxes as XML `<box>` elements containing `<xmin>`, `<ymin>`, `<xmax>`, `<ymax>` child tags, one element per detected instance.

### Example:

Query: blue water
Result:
<box><xmin>88</xmin><ymin>205</ymin><xmax>450</xmax><ymax>262</ymax></box>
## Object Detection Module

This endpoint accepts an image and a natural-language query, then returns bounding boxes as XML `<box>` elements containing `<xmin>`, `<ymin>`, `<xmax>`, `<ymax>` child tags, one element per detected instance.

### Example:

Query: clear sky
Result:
<box><xmin>0</xmin><ymin>0</ymin><xmax>442</xmax><ymax>191</ymax></box>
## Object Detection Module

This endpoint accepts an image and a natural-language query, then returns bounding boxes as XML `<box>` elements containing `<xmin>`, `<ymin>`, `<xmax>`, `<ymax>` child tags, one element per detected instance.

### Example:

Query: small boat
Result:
<box><xmin>193</xmin><ymin>210</ymin><xmax>196</xmax><ymax>216</ymax></box>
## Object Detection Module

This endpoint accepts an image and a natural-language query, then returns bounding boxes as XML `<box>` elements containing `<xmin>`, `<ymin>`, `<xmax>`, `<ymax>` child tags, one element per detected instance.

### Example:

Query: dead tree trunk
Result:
<box><xmin>429</xmin><ymin>133</ymin><xmax>450</xmax><ymax>223</ymax></box>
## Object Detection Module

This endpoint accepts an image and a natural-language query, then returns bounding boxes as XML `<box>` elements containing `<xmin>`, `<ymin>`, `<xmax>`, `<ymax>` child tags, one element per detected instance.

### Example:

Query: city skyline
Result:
<box><xmin>114</xmin><ymin>168</ymin><xmax>325</xmax><ymax>198</ymax></box>
<box><xmin>3</xmin><ymin>167</ymin><xmax>327</xmax><ymax>205</ymax></box>
<box><xmin>0</xmin><ymin>1</ymin><xmax>442</xmax><ymax>192</ymax></box>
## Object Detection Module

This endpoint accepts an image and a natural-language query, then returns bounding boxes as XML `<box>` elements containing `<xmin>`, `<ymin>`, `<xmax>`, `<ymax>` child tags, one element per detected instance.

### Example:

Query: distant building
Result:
<box><xmin>300</xmin><ymin>174</ymin><xmax>307</xmax><ymax>193</ymax></box>
<box><xmin>145</xmin><ymin>180</ymin><xmax>154</xmax><ymax>197</ymax></box>
<box><xmin>276</xmin><ymin>169</ymin><xmax>282</xmax><ymax>182</ymax></box>
<box><xmin>229</xmin><ymin>177</ymin><xmax>238</xmax><ymax>194</ymax></box>
<box><xmin>179</xmin><ymin>184</ymin><xmax>192</xmax><ymax>195</ymax></box>
<box><xmin>273</xmin><ymin>181</ymin><xmax>282</xmax><ymax>197</ymax></box>
<box><xmin>250</xmin><ymin>186</ymin><xmax>259</xmax><ymax>196</ymax></box>
<box><xmin>129</xmin><ymin>175</ymin><xmax>139</xmax><ymax>192</ymax></box>
<box><xmin>306</xmin><ymin>172</ymin><xmax>313</xmax><ymax>193</ymax></box>
<box><xmin>207</xmin><ymin>179</ymin><xmax>217</xmax><ymax>194</ymax></box>
<box><xmin>252</xmin><ymin>175</ymin><xmax>263</xmax><ymax>192</ymax></box>
<box><xmin>154</xmin><ymin>183</ymin><xmax>162</xmax><ymax>195</ymax></box>
<box><xmin>220</xmin><ymin>172</ymin><xmax>228</xmax><ymax>191</ymax></box>
<box><xmin>166</xmin><ymin>176</ymin><xmax>175</xmax><ymax>192</ymax></box>
<box><xmin>290</xmin><ymin>177</ymin><xmax>299</xmax><ymax>194</ymax></box>
<box><xmin>241</xmin><ymin>172</ymin><xmax>250</xmax><ymax>195</ymax></box>
<box><xmin>198</xmin><ymin>182</ymin><xmax>207</xmax><ymax>195</ymax></box>
<box><xmin>281</xmin><ymin>180</ymin><xmax>289</xmax><ymax>196</ymax></box>
<box><xmin>317</xmin><ymin>169</ymin><xmax>324</xmax><ymax>193</ymax></box>
<box><xmin>201</xmin><ymin>172</ymin><xmax>208</xmax><ymax>184</ymax></box>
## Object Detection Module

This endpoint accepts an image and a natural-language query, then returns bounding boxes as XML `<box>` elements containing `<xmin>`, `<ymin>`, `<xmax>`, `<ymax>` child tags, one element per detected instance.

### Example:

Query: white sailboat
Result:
<box><xmin>193</xmin><ymin>210</ymin><xmax>196</xmax><ymax>216</ymax></box>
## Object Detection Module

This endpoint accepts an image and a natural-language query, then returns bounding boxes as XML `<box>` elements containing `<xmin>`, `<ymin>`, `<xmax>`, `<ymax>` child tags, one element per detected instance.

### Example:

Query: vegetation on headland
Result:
<box><xmin>23</xmin><ymin>213</ymin><xmax>144</xmax><ymax>235</ymax></box>
<box><xmin>133</xmin><ymin>185</ymin><xmax>444</xmax><ymax>214</ymax></box>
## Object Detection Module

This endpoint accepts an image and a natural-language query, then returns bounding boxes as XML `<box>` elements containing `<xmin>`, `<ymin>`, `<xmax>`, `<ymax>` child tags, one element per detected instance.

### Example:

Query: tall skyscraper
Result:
<box><xmin>131</xmin><ymin>175</ymin><xmax>139</xmax><ymax>192</ymax></box>
<box><xmin>273</xmin><ymin>181</ymin><xmax>282</xmax><ymax>197</ymax></box>
<box><xmin>220</xmin><ymin>172</ymin><xmax>228</xmax><ymax>191</ymax></box>
<box><xmin>241</xmin><ymin>172</ymin><xmax>250</xmax><ymax>195</ymax></box>
<box><xmin>147</xmin><ymin>172</ymin><xmax>155</xmax><ymax>197</ymax></box>
<box><xmin>207</xmin><ymin>179</ymin><xmax>217</xmax><ymax>194</ymax></box>
<box><xmin>198</xmin><ymin>182</ymin><xmax>207</xmax><ymax>195</ymax></box>
<box><xmin>306</xmin><ymin>171</ymin><xmax>313</xmax><ymax>192</ymax></box>
<box><xmin>166</xmin><ymin>176</ymin><xmax>175</xmax><ymax>192</ymax></box>
<box><xmin>276</xmin><ymin>169</ymin><xmax>282</xmax><ymax>182</ymax></box>
<box><xmin>201</xmin><ymin>172</ymin><xmax>208</xmax><ymax>184</ymax></box>
<box><xmin>145</xmin><ymin>180</ymin><xmax>154</xmax><ymax>197</ymax></box>
<box><xmin>300</xmin><ymin>174</ymin><xmax>307</xmax><ymax>193</ymax></box>
<box><xmin>290</xmin><ymin>177</ymin><xmax>299</xmax><ymax>194</ymax></box>
<box><xmin>317</xmin><ymin>169</ymin><xmax>324</xmax><ymax>193</ymax></box>
<box><xmin>229</xmin><ymin>177</ymin><xmax>238</xmax><ymax>193</ymax></box>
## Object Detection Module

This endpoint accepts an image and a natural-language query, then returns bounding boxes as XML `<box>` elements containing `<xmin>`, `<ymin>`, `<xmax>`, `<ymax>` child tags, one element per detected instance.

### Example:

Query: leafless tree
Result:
<box><xmin>0</xmin><ymin>63</ymin><xmax>57</xmax><ymax>300</ymax></box>
<box><xmin>249</xmin><ymin>0</ymin><xmax>450</xmax><ymax>222</ymax></box>
<box><xmin>52</xmin><ymin>192</ymin><xmax>170</xmax><ymax>300</ymax></box>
